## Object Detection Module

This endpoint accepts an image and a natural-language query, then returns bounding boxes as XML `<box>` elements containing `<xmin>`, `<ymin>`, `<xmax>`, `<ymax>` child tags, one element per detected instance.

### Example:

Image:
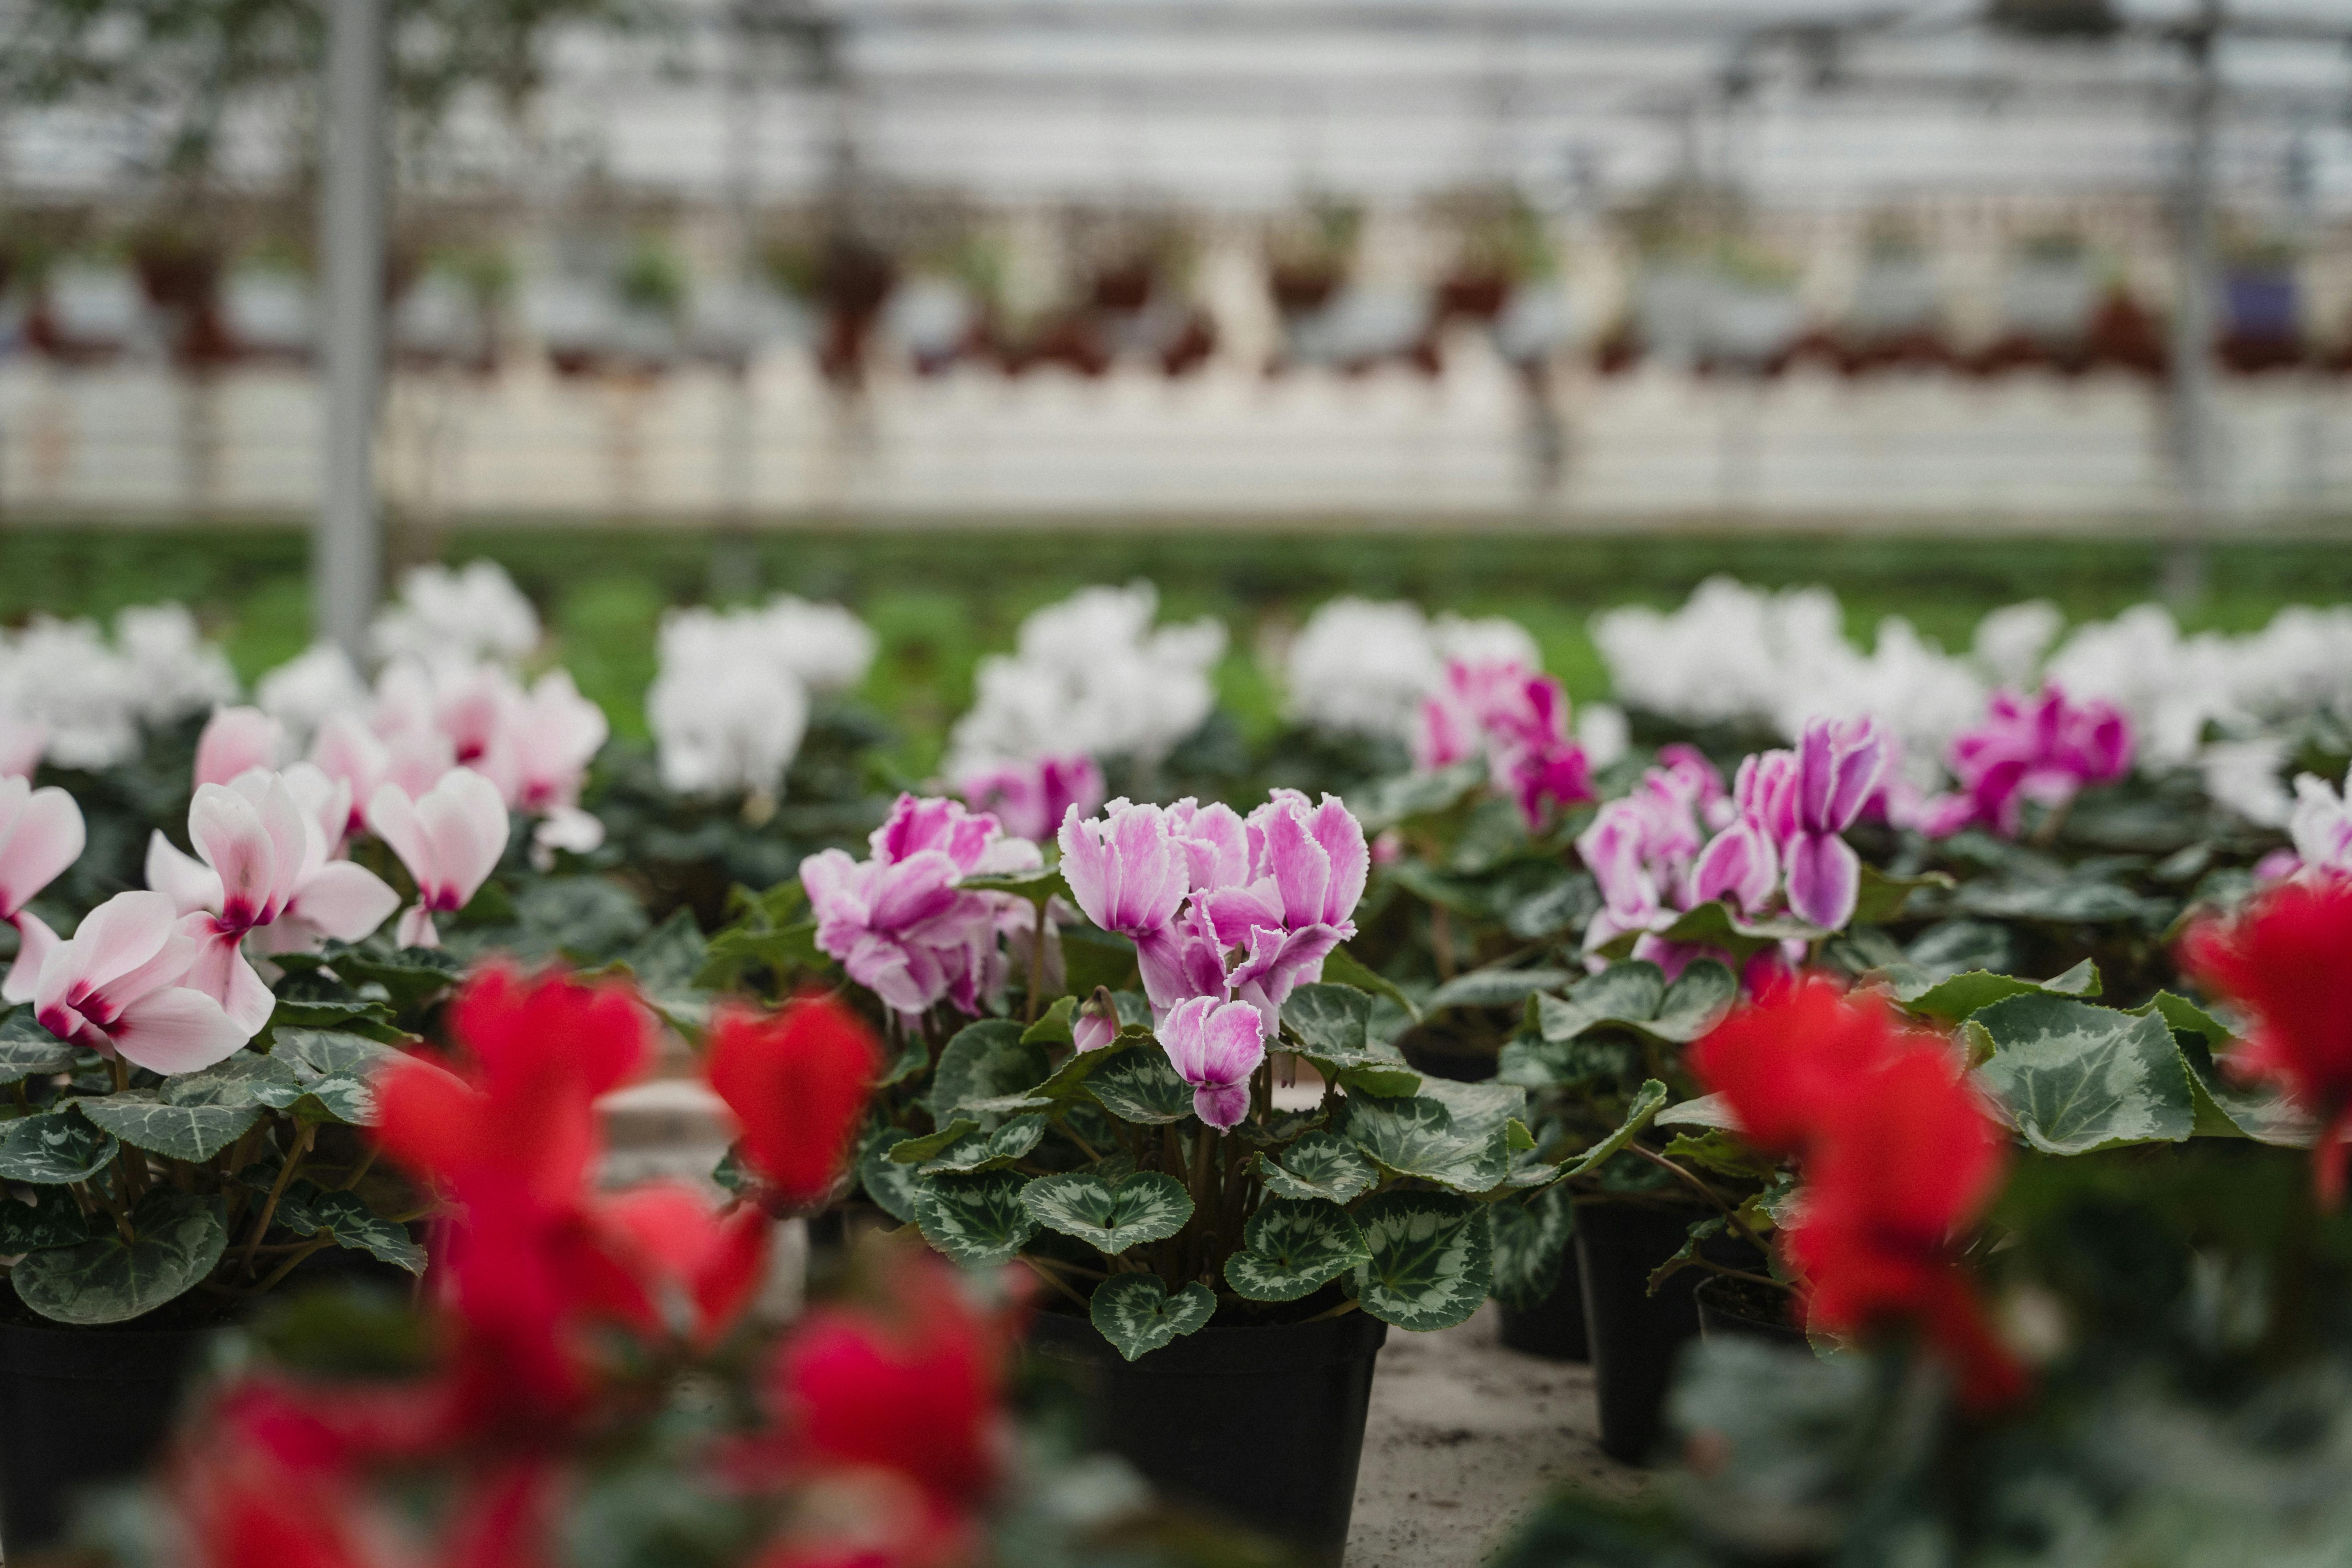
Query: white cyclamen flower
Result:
<box><xmin>369</xmin><ymin>560</ymin><xmax>541</xmax><ymax>670</ymax></box>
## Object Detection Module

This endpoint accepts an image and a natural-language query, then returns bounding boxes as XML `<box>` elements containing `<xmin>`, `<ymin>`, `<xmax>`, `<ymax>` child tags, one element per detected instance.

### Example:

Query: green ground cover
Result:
<box><xmin>6</xmin><ymin>524</ymin><xmax>2348</xmax><ymax>774</ymax></box>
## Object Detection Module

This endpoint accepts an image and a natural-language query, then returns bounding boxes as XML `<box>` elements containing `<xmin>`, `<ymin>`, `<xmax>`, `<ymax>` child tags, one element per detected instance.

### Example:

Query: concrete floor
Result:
<box><xmin>1347</xmin><ymin>1304</ymin><xmax>1650</xmax><ymax>1568</ymax></box>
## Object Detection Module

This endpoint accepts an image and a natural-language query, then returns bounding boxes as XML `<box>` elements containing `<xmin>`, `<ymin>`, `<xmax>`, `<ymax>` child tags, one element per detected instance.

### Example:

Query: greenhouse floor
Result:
<box><xmin>1347</xmin><ymin>1305</ymin><xmax>1647</xmax><ymax>1567</ymax></box>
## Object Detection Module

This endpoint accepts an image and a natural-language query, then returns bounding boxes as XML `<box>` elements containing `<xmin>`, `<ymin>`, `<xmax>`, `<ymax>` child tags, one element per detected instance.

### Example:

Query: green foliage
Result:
<box><xmin>1020</xmin><ymin>1170</ymin><xmax>1193</xmax><ymax>1255</ymax></box>
<box><xmin>1088</xmin><ymin>1275</ymin><xmax>1217</xmax><ymax>1362</ymax></box>
<box><xmin>1973</xmin><ymin>994</ymin><xmax>2198</xmax><ymax>1156</ymax></box>
<box><xmin>911</xmin><ymin>1171</ymin><xmax>1039</xmax><ymax>1269</ymax></box>
<box><xmin>1254</xmin><ymin>1131</ymin><xmax>1379</xmax><ymax>1205</ymax></box>
<box><xmin>1351</xmin><ymin>1191</ymin><xmax>1493</xmax><ymax>1331</ymax></box>
<box><xmin>11</xmin><ymin>1190</ymin><xmax>229</xmax><ymax>1325</ymax></box>
<box><xmin>1224</xmin><ymin>1199</ymin><xmax>1370</xmax><ymax>1303</ymax></box>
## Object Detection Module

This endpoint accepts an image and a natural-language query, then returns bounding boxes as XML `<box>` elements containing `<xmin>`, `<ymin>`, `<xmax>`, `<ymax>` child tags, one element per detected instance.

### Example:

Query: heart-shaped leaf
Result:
<box><xmin>1224</xmin><ymin>1199</ymin><xmax>1369</xmax><ymax>1303</ymax></box>
<box><xmin>1254</xmin><ymin>1130</ymin><xmax>1379</xmax><ymax>1205</ymax></box>
<box><xmin>912</xmin><ymin>1170</ymin><xmax>1039</xmax><ymax>1268</ymax></box>
<box><xmin>257</xmin><ymin>1030</ymin><xmax>402</xmax><ymax>1125</ymax></box>
<box><xmin>930</xmin><ymin>1021</ymin><xmax>1051</xmax><ymax>1125</ymax></box>
<box><xmin>2144</xmin><ymin>992</ymin><xmax>2316</xmax><ymax>1146</ymax></box>
<box><xmin>273</xmin><ymin>1182</ymin><xmax>425</xmax><ymax>1274</ymax></box>
<box><xmin>1340</xmin><ymin>1079</ymin><xmax>1525</xmax><ymax>1194</ymax></box>
<box><xmin>1490</xmin><ymin>1185</ymin><xmax>1576</xmax><ymax>1309</ymax></box>
<box><xmin>1020</xmin><ymin>1169</ymin><xmax>1192</xmax><ymax>1255</ymax></box>
<box><xmin>0</xmin><ymin>1107</ymin><xmax>118</xmax><ymax>1184</ymax></box>
<box><xmin>1897</xmin><ymin>960</ymin><xmax>2102</xmax><ymax>1023</ymax></box>
<box><xmin>858</xmin><ymin>1128</ymin><xmax>922</xmax><ymax>1223</ymax></box>
<box><xmin>316</xmin><ymin>941</ymin><xmax>465</xmax><ymax>1014</ymax></box>
<box><xmin>1973</xmin><ymin>994</ymin><xmax>2196</xmax><ymax>1156</ymax></box>
<box><xmin>918</xmin><ymin>1114</ymin><xmax>1047</xmax><ymax>1175</ymax></box>
<box><xmin>1088</xmin><ymin>1274</ymin><xmax>1217</xmax><ymax>1362</ymax></box>
<box><xmin>11</xmin><ymin>1190</ymin><xmax>229</xmax><ymax>1325</ymax></box>
<box><xmin>1282</xmin><ymin>985</ymin><xmax>1420</xmax><ymax>1097</ymax></box>
<box><xmin>1284</xmin><ymin>985</ymin><xmax>1372</xmax><ymax>1058</ymax></box>
<box><xmin>1533</xmin><ymin>960</ymin><xmax>1737</xmax><ymax>1048</ymax></box>
<box><xmin>0</xmin><ymin>1009</ymin><xmax>79</xmax><ymax>1085</ymax></box>
<box><xmin>1086</xmin><ymin>1046</ymin><xmax>1194</xmax><ymax>1125</ymax></box>
<box><xmin>0</xmin><ymin>1189</ymin><xmax>106</xmax><ymax>1253</ymax></box>
<box><xmin>79</xmin><ymin>1090</ymin><xmax>260</xmax><ymax>1163</ymax></box>
<box><xmin>1352</xmin><ymin>1190</ymin><xmax>1492</xmax><ymax>1331</ymax></box>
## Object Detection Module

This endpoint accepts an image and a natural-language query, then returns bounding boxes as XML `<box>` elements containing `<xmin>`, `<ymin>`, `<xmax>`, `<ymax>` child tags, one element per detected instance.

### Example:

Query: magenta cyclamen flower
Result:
<box><xmin>800</xmin><ymin>794</ymin><xmax>1029</xmax><ymax>1020</ymax></box>
<box><xmin>1159</xmin><ymin>995</ymin><xmax>1267</xmax><ymax>1131</ymax></box>
<box><xmin>1415</xmin><ymin>660</ymin><xmax>1594</xmax><ymax>830</ymax></box>
<box><xmin>1938</xmin><ymin>686</ymin><xmax>2134</xmax><ymax>839</ymax></box>
<box><xmin>960</xmin><ymin>754</ymin><xmax>1107</xmax><ymax>844</ymax></box>
<box><xmin>1780</xmin><ymin>716</ymin><xmax>1887</xmax><ymax>931</ymax></box>
<box><xmin>34</xmin><ymin>890</ymin><xmax>248</xmax><ymax>1073</ymax></box>
<box><xmin>1200</xmin><ymin>792</ymin><xmax>1369</xmax><ymax>1029</ymax></box>
<box><xmin>0</xmin><ymin>777</ymin><xmax>85</xmax><ymax>1005</ymax></box>
<box><xmin>1059</xmin><ymin>800</ymin><xmax>1190</xmax><ymax>939</ymax></box>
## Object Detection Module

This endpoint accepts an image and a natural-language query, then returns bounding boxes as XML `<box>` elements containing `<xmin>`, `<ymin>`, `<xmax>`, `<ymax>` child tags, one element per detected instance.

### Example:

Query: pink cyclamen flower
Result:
<box><xmin>34</xmin><ymin>890</ymin><xmax>247</xmax><ymax>1073</ymax></box>
<box><xmin>1936</xmin><ymin>686</ymin><xmax>2134</xmax><ymax>839</ymax></box>
<box><xmin>509</xmin><ymin>671</ymin><xmax>611</xmax><ymax>856</ymax></box>
<box><xmin>0</xmin><ymin>718</ymin><xmax>42</xmax><ymax>780</ymax></box>
<box><xmin>960</xmin><ymin>754</ymin><xmax>1106</xmax><ymax>844</ymax></box>
<box><xmin>147</xmin><ymin>770</ymin><xmax>401</xmax><ymax>1033</ymax></box>
<box><xmin>367</xmin><ymin>768</ymin><xmax>510</xmax><ymax>948</ymax></box>
<box><xmin>1780</xmin><ymin>716</ymin><xmax>1887</xmax><ymax>931</ymax></box>
<box><xmin>1416</xmin><ymin>660</ymin><xmax>1593</xmax><ymax>830</ymax></box>
<box><xmin>1163</xmin><ymin>798</ymin><xmax>1249</xmax><ymax>892</ymax></box>
<box><xmin>193</xmin><ymin>706</ymin><xmax>285</xmax><ymax>789</ymax></box>
<box><xmin>1159</xmin><ymin>995</ymin><xmax>1267</xmax><ymax>1131</ymax></box>
<box><xmin>0</xmin><ymin>777</ymin><xmax>85</xmax><ymax>1004</ymax></box>
<box><xmin>799</xmin><ymin>794</ymin><xmax>1021</xmax><ymax>1019</ymax></box>
<box><xmin>1059</xmin><ymin>800</ymin><xmax>1189</xmax><ymax>939</ymax></box>
<box><xmin>1198</xmin><ymin>792</ymin><xmax>1368</xmax><ymax>1030</ymax></box>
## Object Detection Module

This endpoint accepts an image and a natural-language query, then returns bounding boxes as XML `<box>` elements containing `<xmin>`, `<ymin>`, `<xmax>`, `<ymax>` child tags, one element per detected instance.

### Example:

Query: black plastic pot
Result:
<box><xmin>1575</xmin><ymin>1200</ymin><xmax>1755</xmax><ymax>1467</ymax></box>
<box><xmin>0</xmin><ymin>1319</ymin><xmax>213</xmax><ymax>1554</ymax></box>
<box><xmin>1497</xmin><ymin>1249</ymin><xmax>1589</xmax><ymax>1361</ymax></box>
<box><xmin>1027</xmin><ymin>1308</ymin><xmax>1388</xmax><ymax>1566</ymax></box>
<box><xmin>1694</xmin><ymin>1275</ymin><xmax>1809</xmax><ymax>1350</ymax></box>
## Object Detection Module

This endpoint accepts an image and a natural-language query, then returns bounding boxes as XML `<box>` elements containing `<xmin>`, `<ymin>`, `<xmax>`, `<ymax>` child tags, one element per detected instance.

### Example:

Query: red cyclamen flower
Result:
<box><xmin>1689</xmin><ymin>972</ymin><xmax>1920</xmax><ymax>1157</ymax></box>
<box><xmin>705</xmin><ymin>995</ymin><xmax>883</xmax><ymax>1209</ymax></box>
<box><xmin>2179</xmin><ymin>876</ymin><xmax>2352</xmax><ymax>1206</ymax></box>
<box><xmin>1791</xmin><ymin>1045</ymin><xmax>2023</xmax><ymax>1410</ymax></box>
<box><xmin>768</xmin><ymin>1253</ymin><xmax>1008</xmax><ymax>1513</ymax></box>
<box><xmin>1692</xmin><ymin>977</ymin><xmax>2026</xmax><ymax>1410</ymax></box>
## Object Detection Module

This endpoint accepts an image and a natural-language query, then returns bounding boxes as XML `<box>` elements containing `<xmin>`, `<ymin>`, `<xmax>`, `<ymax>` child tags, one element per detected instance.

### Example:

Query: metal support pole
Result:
<box><xmin>2164</xmin><ymin>0</ymin><xmax>2221</xmax><ymax>607</ymax></box>
<box><xmin>317</xmin><ymin>0</ymin><xmax>389</xmax><ymax>656</ymax></box>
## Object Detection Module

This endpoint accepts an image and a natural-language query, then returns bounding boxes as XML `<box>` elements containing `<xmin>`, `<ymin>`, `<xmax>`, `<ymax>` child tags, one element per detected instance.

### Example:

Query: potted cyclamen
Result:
<box><xmin>813</xmin><ymin>787</ymin><xmax>1645</xmax><ymax>1564</ymax></box>
<box><xmin>1496</xmin><ymin>716</ymin><xmax>1914</xmax><ymax>1462</ymax></box>
<box><xmin>0</xmin><ymin>677</ymin><xmax>598</xmax><ymax>1553</ymax></box>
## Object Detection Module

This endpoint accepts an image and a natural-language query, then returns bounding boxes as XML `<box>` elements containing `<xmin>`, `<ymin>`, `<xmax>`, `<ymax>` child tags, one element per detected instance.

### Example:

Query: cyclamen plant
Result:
<box><xmin>0</xmin><ymin>674</ymin><xmax>646</xmax><ymax>1327</ymax></box>
<box><xmin>852</xmin><ymin>789</ymin><xmax>1650</xmax><ymax>1361</ymax></box>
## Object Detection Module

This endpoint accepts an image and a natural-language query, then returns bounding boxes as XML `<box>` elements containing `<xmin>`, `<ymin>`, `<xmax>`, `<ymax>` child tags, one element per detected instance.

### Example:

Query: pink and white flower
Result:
<box><xmin>1925</xmin><ymin>685</ymin><xmax>2133</xmax><ymax>839</ymax></box>
<box><xmin>1415</xmin><ymin>659</ymin><xmax>1593</xmax><ymax>830</ymax></box>
<box><xmin>0</xmin><ymin>777</ymin><xmax>84</xmax><ymax>1004</ymax></box>
<box><xmin>33</xmin><ymin>890</ymin><xmax>248</xmax><ymax>1074</ymax></box>
<box><xmin>1781</xmin><ymin>716</ymin><xmax>1887</xmax><ymax>931</ymax></box>
<box><xmin>367</xmin><ymin>768</ymin><xmax>510</xmax><ymax>948</ymax></box>
<box><xmin>799</xmin><ymin>794</ymin><xmax>1035</xmax><ymax>1021</ymax></box>
<box><xmin>1159</xmin><ymin>995</ymin><xmax>1267</xmax><ymax>1131</ymax></box>
<box><xmin>193</xmin><ymin>706</ymin><xmax>285</xmax><ymax>789</ymax></box>
<box><xmin>1059</xmin><ymin>800</ymin><xmax>1190</xmax><ymax>940</ymax></box>
<box><xmin>146</xmin><ymin>769</ymin><xmax>402</xmax><ymax>1032</ymax></box>
<box><xmin>960</xmin><ymin>754</ymin><xmax>1105</xmax><ymax>844</ymax></box>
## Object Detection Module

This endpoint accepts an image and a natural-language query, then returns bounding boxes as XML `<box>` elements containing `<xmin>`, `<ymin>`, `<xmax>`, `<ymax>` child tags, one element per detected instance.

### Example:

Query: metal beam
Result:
<box><xmin>316</xmin><ymin>0</ymin><xmax>388</xmax><ymax>657</ymax></box>
<box><xmin>2165</xmin><ymin>0</ymin><xmax>2221</xmax><ymax>606</ymax></box>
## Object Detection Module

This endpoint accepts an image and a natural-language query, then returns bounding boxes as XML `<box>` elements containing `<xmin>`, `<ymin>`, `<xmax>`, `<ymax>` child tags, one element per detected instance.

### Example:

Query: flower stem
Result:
<box><xmin>241</xmin><ymin>1123</ymin><xmax>315</xmax><ymax>1278</ymax></box>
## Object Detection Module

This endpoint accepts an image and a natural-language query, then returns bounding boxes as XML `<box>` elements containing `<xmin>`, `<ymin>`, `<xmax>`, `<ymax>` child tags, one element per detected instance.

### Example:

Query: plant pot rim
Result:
<box><xmin>1027</xmin><ymin>1303</ymin><xmax>1389</xmax><ymax>1376</ymax></box>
